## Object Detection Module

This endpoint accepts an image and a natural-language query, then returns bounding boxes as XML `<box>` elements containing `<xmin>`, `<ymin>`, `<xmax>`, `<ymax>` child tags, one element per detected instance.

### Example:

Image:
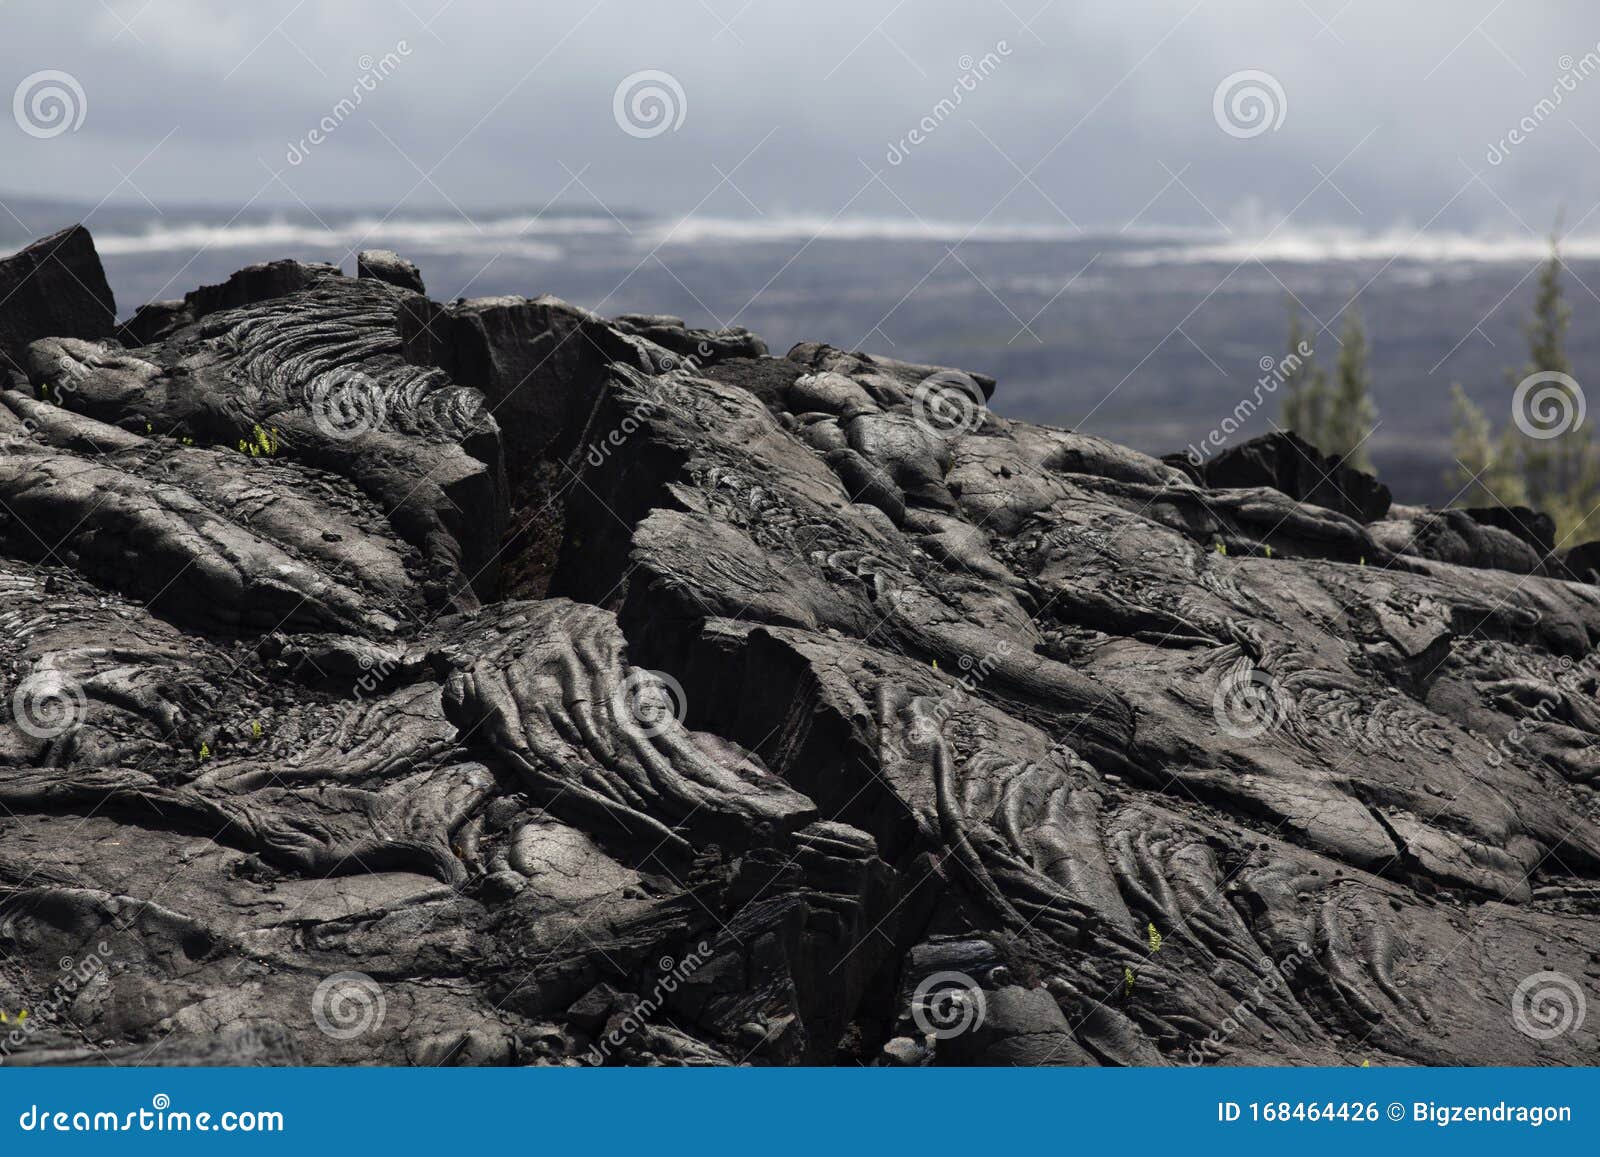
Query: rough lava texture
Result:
<box><xmin>0</xmin><ymin>227</ymin><xmax>116</xmax><ymax>375</ymax></box>
<box><xmin>0</xmin><ymin>227</ymin><xmax>1597</xmax><ymax>1067</ymax></box>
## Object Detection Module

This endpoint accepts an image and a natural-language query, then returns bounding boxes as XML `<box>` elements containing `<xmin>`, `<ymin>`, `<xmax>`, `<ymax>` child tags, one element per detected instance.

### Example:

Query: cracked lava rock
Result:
<box><xmin>0</xmin><ymin>225</ymin><xmax>1597</xmax><ymax>1066</ymax></box>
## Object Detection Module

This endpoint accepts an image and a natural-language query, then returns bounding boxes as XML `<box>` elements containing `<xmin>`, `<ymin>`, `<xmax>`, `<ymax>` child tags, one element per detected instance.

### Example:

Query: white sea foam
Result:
<box><xmin>81</xmin><ymin>212</ymin><xmax>1599</xmax><ymax>267</ymax></box>
<box><xmin>643</xmin><ymin>214</ymin><xmax>1099</xmax><ymax>245</ymax></box>
<box><xmin>87</xmin><ymin>214</ymin><xmax>616</xmax><ymax>259</ymax></box>
<box><xmin>1111</xmin><ymin>226</ymin><xmax>1600</xmax><ymax>266</ymax></box>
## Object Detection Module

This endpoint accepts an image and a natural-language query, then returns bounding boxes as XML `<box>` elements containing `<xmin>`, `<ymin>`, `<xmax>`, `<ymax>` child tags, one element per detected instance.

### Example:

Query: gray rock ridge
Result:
<box><xmin>0</xmin><ymin>228</ymin><xmax>1597</xmax><ymax>1067</ymax></box>
<box><xmin>0</xmin><ymin>226</ymin><xmax>116</xmax><ymax>375</ymax></box>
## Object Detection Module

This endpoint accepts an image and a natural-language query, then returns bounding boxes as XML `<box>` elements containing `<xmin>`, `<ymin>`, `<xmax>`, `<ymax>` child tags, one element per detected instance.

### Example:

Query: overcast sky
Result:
<box><xmin>3</xmin><ymin>0</ymin><xmax>1600</xmax><ymax>236</ymax></box>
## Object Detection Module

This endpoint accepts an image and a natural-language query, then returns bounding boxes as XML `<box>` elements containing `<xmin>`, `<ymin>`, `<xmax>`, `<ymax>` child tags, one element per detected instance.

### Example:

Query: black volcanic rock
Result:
<box><xmin>611</xmin><ymin>312</ymin><xmax>767</xmax><ymax>363</ymax></box>
<box><xmin>397</xmin><ymin>293</ymin><xmax>762</xmax><ymax>474</ymax></box>
<box><xmin>1198</xmin><ymin>430</ymin><xmax>1392</xmax><ymax>523</ymax></box>
<box><xmin>1370</xmin><ymin>506</ymin><xmax>1549</xmax><ymax>575</ymax></box>
<box><xmin>0</xmin><ymin>225</ymin><xmax>116</xmax><ymax>373</ymax></box>
<box><xmin>398</xmin><ymin>293</ymin><xmax>645</xmax><ymax>470</ymax></box>
<box><xmin>1462</xmin><ymin>504</ymin><xmax>1556</xmax><ymax>555</ymax></box>
<box><xmin>1563</xmin><ymin>540</ymin><xmax>1600</xmax><ymax>582</ymax></box>
<box><xmin>184</xmin><ymin>258</ymin><xmax>340</xmax><ymax>319</ymax></box>
<box><xmin>117</xmin><ymin>298</ymin><xmax>192</xmax><ymax>347</ymax></box>
<box><xmin>0</xmin><ymin>235</ymin><xmax>1597</xmax><ymax>1069</ymax></box>
<box><xmin>357</xmin><ymin>248</ymin><xmax>426</xmax><ymax>295</ymax></box>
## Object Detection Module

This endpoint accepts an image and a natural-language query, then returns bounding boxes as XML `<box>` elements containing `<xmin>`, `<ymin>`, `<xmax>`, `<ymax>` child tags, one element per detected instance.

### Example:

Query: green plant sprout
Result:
<box><xmin>237</xmin><ymin>424</ymin><xmax>280</xmax><ymax>456</ymax></box>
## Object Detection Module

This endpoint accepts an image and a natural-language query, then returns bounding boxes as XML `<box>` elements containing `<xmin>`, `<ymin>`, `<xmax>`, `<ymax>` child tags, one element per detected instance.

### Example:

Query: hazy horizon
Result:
<box><xmin>4</xmin><ymin>1</ymin><xmax>1600</xmax><ymax>233</ymax></box>
<box><xmin>8</xmin><ymin>0</ymin><xmax>1600</xmax><ymax>508</ymax></box>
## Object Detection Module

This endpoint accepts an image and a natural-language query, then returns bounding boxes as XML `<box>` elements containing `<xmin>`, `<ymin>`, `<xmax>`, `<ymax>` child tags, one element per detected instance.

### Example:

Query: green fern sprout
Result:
<box><xmin>1147</xmin><ymin>923</ymin><xmax>1162</xmax><ymax>953</ymax></box>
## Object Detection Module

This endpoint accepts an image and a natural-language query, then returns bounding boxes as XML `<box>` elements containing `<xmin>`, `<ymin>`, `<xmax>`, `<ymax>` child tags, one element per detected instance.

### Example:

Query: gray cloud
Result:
<box><xmin>2</xmin><ymin>0</ymin><xmax>1599</xmax><ymax>234</ymax></box>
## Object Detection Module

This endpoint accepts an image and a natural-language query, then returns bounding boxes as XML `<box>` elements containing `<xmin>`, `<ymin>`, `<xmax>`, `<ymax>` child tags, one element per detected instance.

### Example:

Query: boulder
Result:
<box><xmin>1563</xmin><ymin>539</ymin><xmax>1600</xmax><ymax>582</ymax></box>
<box><xmin>1462</xmin><ymin>504</ymin><xmax>1556</xmax><ymax>555</ymax></box>
<box><xmin>0</xmin><ymin>225</ymin><xmax>116</xmax><ymax>373</ymax></box>
<box><xmin>356</xmin><ymin>248</ymin><xmax>426</xmax><ymax>295</ymax></box>
<box><xmin>116</xmin><ymin>298</ymin><xmax>192</xmax><ymax>347</ymax></box>
<box><xmin>398</xmin><ymin>293</ymin><xmax>653</xmax><ymax>472</ymax></box>
<box><xmin>184</xmin><ymin>258</ymin><xmax>340</xmax><ymax>319</ymax></box>
<box><xmin>1198</xmin><ymin>430</ymin><xmax>1391</xmax><ymax>522</ymax></box>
